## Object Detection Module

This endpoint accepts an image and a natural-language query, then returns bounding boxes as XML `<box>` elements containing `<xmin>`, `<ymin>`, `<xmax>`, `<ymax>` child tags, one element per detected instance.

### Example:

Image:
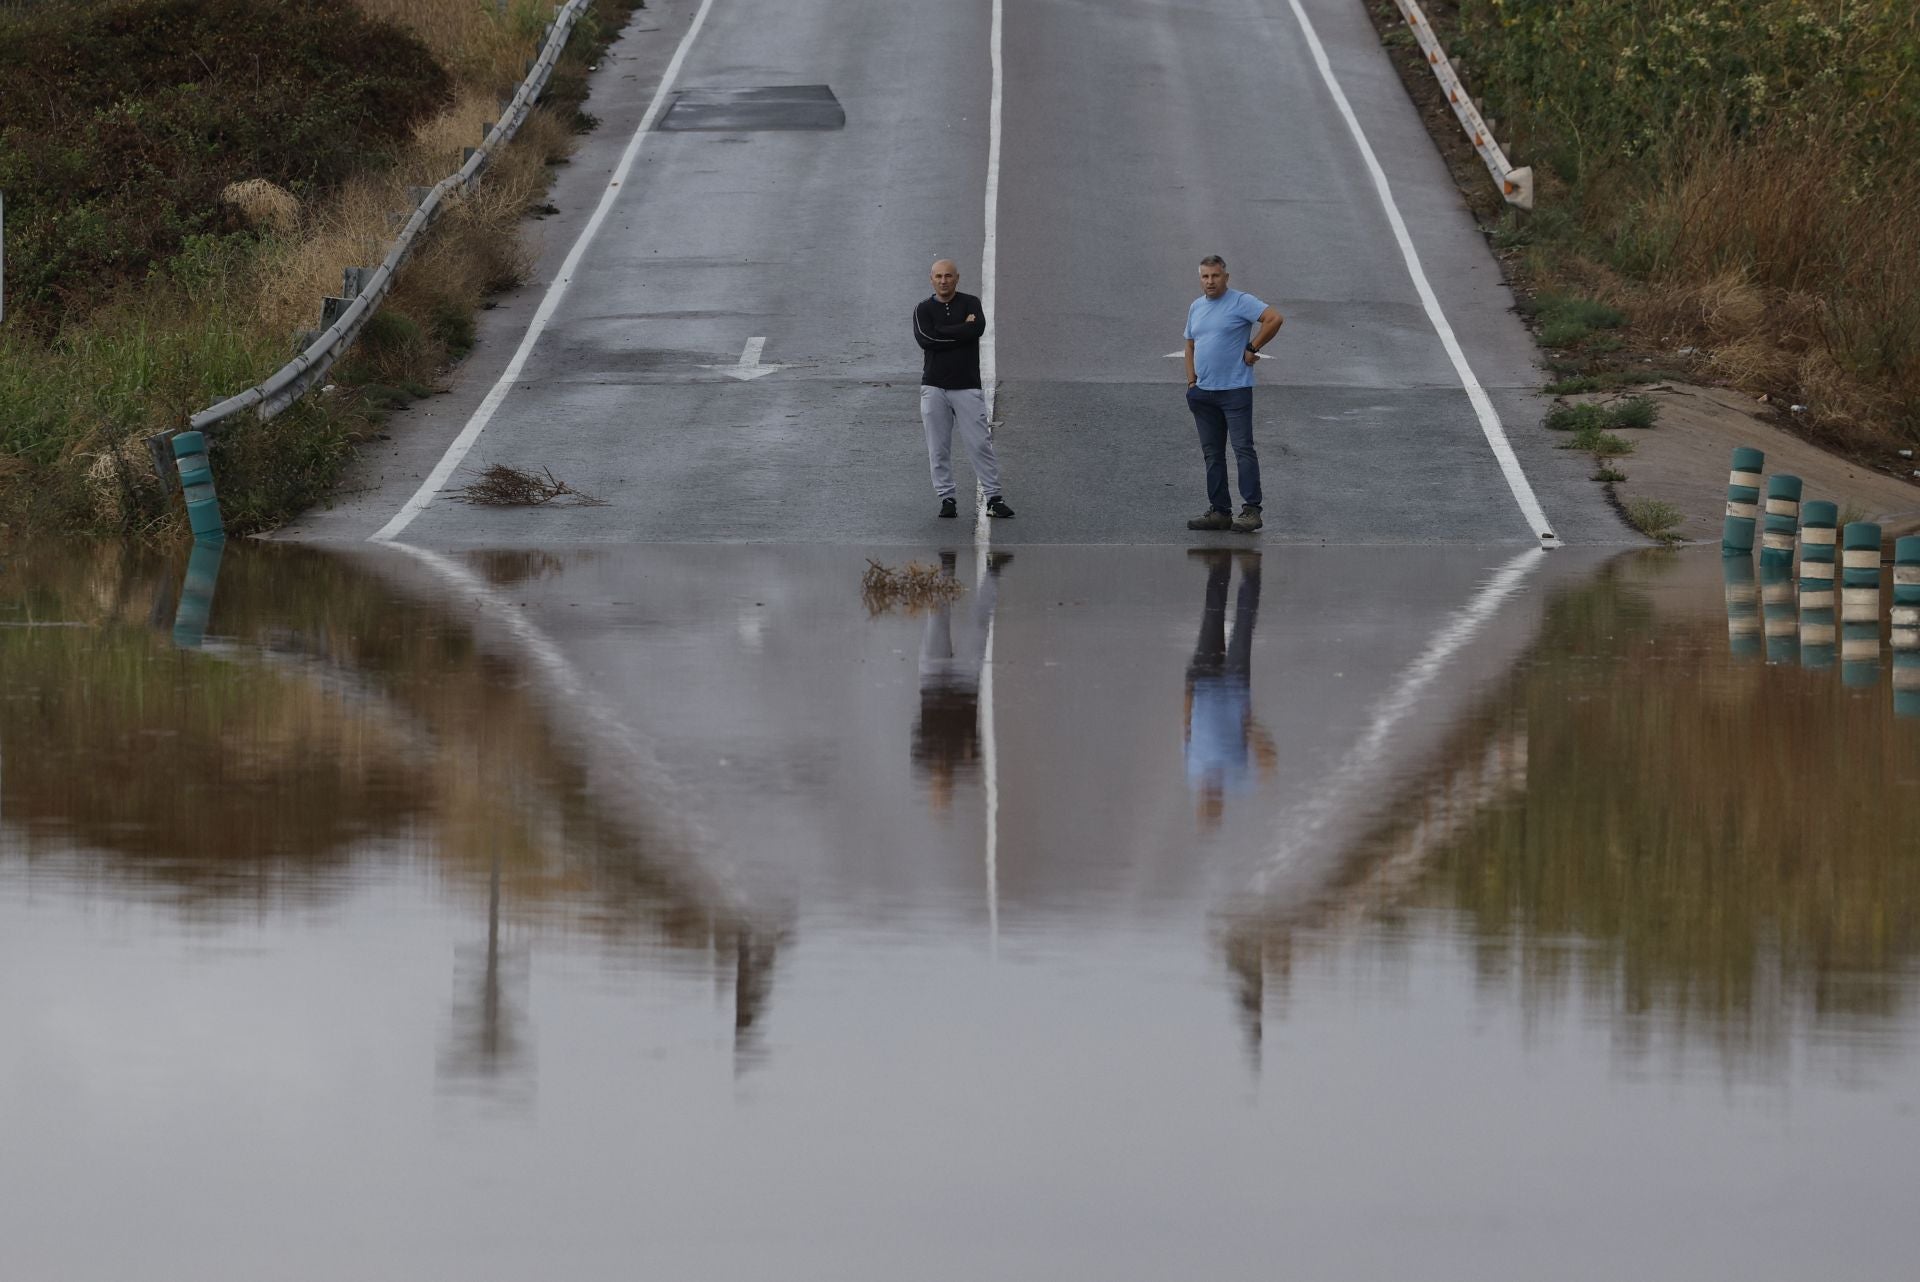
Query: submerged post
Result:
<box><xmin>1798</xmin><ymin>500</ymin><xmax>1838</xmax><ymax>591</ymax></box>
<box><xmin>171</xmin><ymin>540</ymin><xmax>225</xmax><ymax>650</ymax></box>
<box><xmin>170</xmin><ymin>431</ymin><xmax>226</xmax><ymax>543</ymax></box>
<box><xmin>1722</xmin><ymin>447</ymin><xmax>1764</xmax><ymax>555</ymax></box>
<box><xmin>1840</xmin><ymin>522</ymin><xmax>1883</xmax><ymax>688</ymax></box>
<box><xmin>1759</xmin><ymin>474</ymin><xmax>1802</xmax><ymax>569</ymax></box>
<box><xmin>1761</xmin><ymin>562</ymin><xmax>1797</xmax><ymax>665</ymax></box>
<box><xmin>1894</xmin><ymin>536</ymin><xmax>1920</xmax><ymax>717</ymax></box>
<box><xmin>1723</xmin><ymin>556</ymin><xmax>1760</xmax><ymax>659</ymax></box>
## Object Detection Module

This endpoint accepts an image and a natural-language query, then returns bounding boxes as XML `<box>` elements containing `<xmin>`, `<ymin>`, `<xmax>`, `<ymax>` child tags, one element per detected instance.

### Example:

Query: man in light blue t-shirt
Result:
<box><xmin>1183</xmin><ymin>255</ymin><xmax>1284</xmax><ymax>533</ymax></box>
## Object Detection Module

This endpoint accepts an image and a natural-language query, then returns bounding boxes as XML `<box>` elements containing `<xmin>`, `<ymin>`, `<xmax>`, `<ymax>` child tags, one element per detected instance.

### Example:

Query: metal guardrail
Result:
<box><xmin>1389</xmin><ymin>0</ymin><xmax>1534</xmax><ymax>211</ymax></box>
<box><xmin>189</xmin><ymin>0</ymin><xmax>592</xmax><ymax>434</ymax></box>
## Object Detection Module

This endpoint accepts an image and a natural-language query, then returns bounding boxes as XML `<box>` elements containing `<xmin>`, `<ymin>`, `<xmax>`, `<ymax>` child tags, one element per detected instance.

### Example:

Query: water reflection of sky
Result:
<box><xmin>2</xmin><ymin>541</ymin><xmax>1917</xmax><ymax>1279</ymax></box>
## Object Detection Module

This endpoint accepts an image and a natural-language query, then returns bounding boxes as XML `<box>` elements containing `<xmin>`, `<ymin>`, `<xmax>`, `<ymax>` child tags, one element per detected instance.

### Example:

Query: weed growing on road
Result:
<box><xmin>1566</xmin><ymin>426</ymin><xmax>1635</xmax><ymax>458</ymax></box>
<box><xmin>1593</xmin><ymin>464</ymin><xmax>1628</xmax><ymax>483</ymax></box>
<box><xmin>1624</xmin><ymin>498</ymin><xmax>1683</xmax><ymax>545</ymax></box>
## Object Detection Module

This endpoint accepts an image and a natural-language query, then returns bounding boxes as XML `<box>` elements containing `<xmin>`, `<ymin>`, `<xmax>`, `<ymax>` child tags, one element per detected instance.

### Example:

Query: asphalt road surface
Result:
<box><xmin>281</xmin><ymin>0</ymin><xmax>1626</xmax><ymax>548</ymax></box>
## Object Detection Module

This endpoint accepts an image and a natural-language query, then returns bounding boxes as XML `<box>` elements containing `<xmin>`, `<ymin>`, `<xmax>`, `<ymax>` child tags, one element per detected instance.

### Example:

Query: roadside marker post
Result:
<box><xmin>1893</xmin><ymin>536</ymin><xmax>1920</xmax><ymax>717</ymax></box>
<box><xmin>170</xmin><ymin>431</ymin><xmax>226</xmax><ymax>544</ymax></box>
<box><xmin>1723</xmin><ymin>556</ymin><xmax>1761</xmax><ymax>660</ymax></box>
<box><xmin>171</xmin><ymin>539</ymin><xmax>224</xmax><ymax>650</ymax></box>
<box><xmin>1760</xmin><ymin>474</ymin><xmax>1802</xmax><ymax>568</ymax></box>
<box><xmin>1722</xmin><ymin>447</ymin><xmax>1764</xmax><ymax>555</ymax></box>
<box><xmin>1840</xmin><ymin>522</ymin><xmax>1883</xmax><ymax>687</ymax></box>
<box><xmin>1798</xmin><ymin>500</ymin><xmax>1838</xmax><ymax>589</ymax></box>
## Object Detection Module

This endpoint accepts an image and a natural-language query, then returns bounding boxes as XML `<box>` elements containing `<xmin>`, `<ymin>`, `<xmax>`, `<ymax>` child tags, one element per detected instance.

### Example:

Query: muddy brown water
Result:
<box><xmin>2</xmin><ymin>541</ymin><xmax>1916</xmax><ymax>1280</ymax></box>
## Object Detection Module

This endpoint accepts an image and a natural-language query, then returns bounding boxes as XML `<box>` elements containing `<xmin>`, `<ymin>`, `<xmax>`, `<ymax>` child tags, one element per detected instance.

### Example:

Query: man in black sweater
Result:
<box><xmin>913</xmin><ymin>259</ymin><xmax>1013</xmax><ymax>520</ymax></box>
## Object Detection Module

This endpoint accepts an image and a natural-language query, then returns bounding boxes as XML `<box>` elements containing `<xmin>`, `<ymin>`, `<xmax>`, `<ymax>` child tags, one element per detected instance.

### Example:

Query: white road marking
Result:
<box><xmin>369</xmin><ymin>0</ymin><xmax>721</xmax><ymax>544</ymax></box>
<box><xmin>978</xmin><ymin>0</ymin><xmax>1005</xmax><ymax>951</ymax></box>
<box><xmin>1282</xmin><ymin>0</ymin><xmax>1559</xmax><ymax>549</ymax></box>
<box><xmin>1250</xmin><ymin>547</ymin><xmax>1543</xmax><ymax>897</ymax></box>
<box><xmin>699</xmin><ymin>336</ymin><xmax>788</xmax><ymax>380</ymax></box>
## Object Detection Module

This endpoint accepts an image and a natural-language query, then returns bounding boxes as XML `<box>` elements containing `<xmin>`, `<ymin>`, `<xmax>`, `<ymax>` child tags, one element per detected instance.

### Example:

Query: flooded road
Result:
<box><xmin>3</xmin><ymin>542</ymin><xmax>1918</xmax><ymax>1280</ymax></box>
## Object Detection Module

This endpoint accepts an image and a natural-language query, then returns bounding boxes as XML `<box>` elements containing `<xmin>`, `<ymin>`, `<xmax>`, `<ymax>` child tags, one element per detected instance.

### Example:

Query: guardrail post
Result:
<box><xmin>1723</xmin><ymin>556</ymin><xmax>1760</xmax><ymax>659</ymax></box>
<box><xmin>1840</xmin><ymin>522</ymin><xmax>1883</xmax><ymax>687</ymax></box>
<box><xmin>171</xmin><ymin>539</ymin><xmax>225</xmax><ymax>650</ymax></box>
<box><xmin>1893</xmin><ymin>537</ymin><xmax>1920</xmax><ymax>717</ymax></box>
<box><xmin>1797</xmin><ymin>499</ymin><xmax>1837</xmax><ymax>590</ymax></box>
<box><xmin>1721</xmin><ymin>447</ymin><xmax>1764</xmax><ymax>555</ymax></box>
<box><xmin>170</xmin><ymin>430</ymin><xmax>226</xmax><ymax>543</ymax></box>
<box><xmin>1759</xmin><ymin>474</ymin><xmax>1801</xmax><ymax>569</ymax></box>
<box><xmin>1761</xmin><ymin>562</ymin><xmax>1797</xmax><ymax>665</ymax></box>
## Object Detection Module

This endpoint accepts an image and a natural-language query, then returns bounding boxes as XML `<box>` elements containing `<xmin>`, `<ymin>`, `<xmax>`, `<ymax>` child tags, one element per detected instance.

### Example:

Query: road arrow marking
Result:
<box><xmin>702</xmin><ymin>336</ymin><xmax>788</xmax><ymax>380</ymax></box>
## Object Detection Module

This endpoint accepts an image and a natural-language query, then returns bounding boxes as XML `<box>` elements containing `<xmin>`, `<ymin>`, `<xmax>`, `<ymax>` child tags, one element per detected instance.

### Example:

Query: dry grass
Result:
<box><xmin>351</xmin><ymin>0</ymin><xmax>550</xmax><ymax>91</ymax></box>
<box><xmin>219</xmin><ymin>179</ymin><xmax>300</xmax><ymax>235</ymax></box>
<box><xmin>449</xmin><ymin>463</ymin><xmax>607</xmax><ymax>506</ymax></box>
<box><xmin>861</xmin><ymin>560</ymin><xmax>966</xmax><ymax>615</ymax></box>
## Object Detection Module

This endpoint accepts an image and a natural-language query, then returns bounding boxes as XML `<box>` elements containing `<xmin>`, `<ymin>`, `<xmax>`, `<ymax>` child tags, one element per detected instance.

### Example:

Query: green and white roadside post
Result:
<box><xmin>1798</xmin><ymin>500</ymin><xmax>1838</xmax><ymax>591</ymax></box>
<box><xmin>1722</xmin><ymin>447</ymin><xmax>1764</xmax><ymax>555</ymax></box>
<box><xmin>1759</xmin><ymin>474</ymin><xmax>1802</xmax><ymax>569</ymax></box>
<box><xmin>1893</xmin><ymin>536</ymin><xmax>1920</xmax><ymax>717</ymax></box>
<box><xmin>171</xmin><ymin>539</ymin><xmax>225</xmax><ymax>650</ymax></box>
<box><xmin>1723</xmin><ymin>555</ymin><xmax>1761</xmax><ymax>660</ymax></box>
<box><xmin>170</xmin><ymin>431</ymin><xmax>226</xmax><ymax>543</ymax></box>
<box><xmin>1840</xmin><ymin>522</ymin><xmax>1883</xmax><ymax>688</ymax></box>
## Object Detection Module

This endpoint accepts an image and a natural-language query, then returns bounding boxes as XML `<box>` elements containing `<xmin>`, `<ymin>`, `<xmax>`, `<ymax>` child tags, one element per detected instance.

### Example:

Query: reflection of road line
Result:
<box><xmin>1250</xmin><ymin>548</ymin><xmax>1543</xmax><ymax>896</ymax></box>
<box><xmin>383</xmin><ymin>544</ymin><xmax>744</xmax><ymax>911</ymax></box>
<box><xmin>977</xmin><ymin>0</ymin><xmax>1005</xmax><ymax>950</ymax></box>
<box><xmin>1281</xmin><ymin>0</ymin><xmax>1558</xmax><ymax>549</ymax></box>
<box><xmin>369</xmin><ymin>0</ymin><xmax>721</xmax><ymax>544</ymax></box>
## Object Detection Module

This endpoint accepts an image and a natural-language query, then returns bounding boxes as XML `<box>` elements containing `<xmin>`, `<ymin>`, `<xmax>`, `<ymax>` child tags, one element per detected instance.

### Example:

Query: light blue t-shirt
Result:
<box><xmin>1185</xmin><ymin>288</ymin><xmax>1268</xmax><ymax>391</ymax></box>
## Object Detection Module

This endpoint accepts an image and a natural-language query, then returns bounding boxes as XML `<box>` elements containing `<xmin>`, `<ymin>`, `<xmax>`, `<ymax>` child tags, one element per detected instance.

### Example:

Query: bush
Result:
<box><xmin>0</xmin><ymin>0</ymin><xmax>451</xmax><ymax>328</ymax></box>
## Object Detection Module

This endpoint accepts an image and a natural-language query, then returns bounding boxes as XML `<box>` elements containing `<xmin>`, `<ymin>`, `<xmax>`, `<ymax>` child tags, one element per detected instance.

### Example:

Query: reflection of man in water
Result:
<box><xmin>914</xmin><ymin>550</ymin><xmax>1010</xmax><ymax>812</ymax></box>
<box><xmin>1185</xmin><ymin>549</ymin><xmax>1277</xmax><ymax>828</ymax></box>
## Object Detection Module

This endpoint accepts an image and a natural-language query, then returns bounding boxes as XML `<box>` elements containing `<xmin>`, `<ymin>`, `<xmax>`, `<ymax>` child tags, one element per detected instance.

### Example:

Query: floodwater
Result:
<box><xmin>2</xmin><ymin>540</ymin><xmax>1917</xmax><ymax>1281</ymax></box>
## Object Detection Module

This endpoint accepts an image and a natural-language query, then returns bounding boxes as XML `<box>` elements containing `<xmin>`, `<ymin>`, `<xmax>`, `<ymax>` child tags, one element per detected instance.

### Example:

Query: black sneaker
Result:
<box><xmin>938</xmin><ymin>497</ymin><xmax>957</xmax><ymax>519</ymax></box>
<box><xmin>985</xmin><ymin>496</ymin><xmax>1015</xmax><ymax>519</ymax></box>
<box><xmin>986</xmin><ymin>550</ymin><xmax>1014</xmax><ymax>574</ymax></box>
<box><xmin>1187</xmin><ymin>509</ymin><xmax>1233</xmax><ymax>531</ymax></box>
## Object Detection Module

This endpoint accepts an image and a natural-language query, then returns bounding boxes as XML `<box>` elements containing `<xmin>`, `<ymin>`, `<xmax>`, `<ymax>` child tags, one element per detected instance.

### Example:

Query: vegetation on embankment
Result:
<box><xmin>1380</xmin><ymin>1</ymin><xmax>1920</xmax><ymax>457</ymax></box>
<box><xmin>0</xmin><ymin>0</ymin><xmax>637</xmax><ymax>541</ymax></box>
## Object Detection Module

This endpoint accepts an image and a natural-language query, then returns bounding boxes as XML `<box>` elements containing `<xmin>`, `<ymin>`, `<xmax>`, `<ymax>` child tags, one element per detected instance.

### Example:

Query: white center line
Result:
<box><xmin>1282</xmin><ymin>0</ymin><xmax>1559</xmax><ymax>550</ymax></box>
<box><xmin>369</xmin><ymin>0</ymin><xmax>721</xmax><ymax>544</ymax></box>
<box><xmin>977</xmin><ymin>0</ymin><xmax>1005</xmax><ymax>952</ymax></box>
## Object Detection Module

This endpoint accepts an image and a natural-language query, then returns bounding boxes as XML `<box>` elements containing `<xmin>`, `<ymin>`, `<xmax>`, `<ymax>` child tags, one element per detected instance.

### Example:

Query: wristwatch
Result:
<box><xmin>1245</xmin><ymin>344</ymin><xmax>1260</xmax><ymax>354</ymax></box>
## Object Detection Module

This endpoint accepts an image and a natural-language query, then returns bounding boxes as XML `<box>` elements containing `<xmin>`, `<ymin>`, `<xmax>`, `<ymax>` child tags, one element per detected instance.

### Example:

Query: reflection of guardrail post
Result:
<box><xmin>1840</xmin><ymin>522</ymin><xmax>1883</xmax><ymax>687</ymax></box>
<box><xmin>171</xmin><ymin>539</ymin><xmax>225</xmax><ymax>650</ymax></box>
<box><xmin>1798</xmin><ymin>500</ymin><xmax>1837</xmax><ymax>591</ymax></box>
<box><xmin>1721</xmin><ymin>447</ymin><xmax>1763</xmax><ymax>555</ymax></box>
<box><xmin>1759</xmin><ymin>474</ymin><xmax>1801</xmax><ymax>569</ymax></box>
<box><xmin>1760</xmin><ymin>562</ymin><xmax>1797</xmax><ymax>665</ymax></box>
<box><xmin>1723</xmin><ymin>556</ymin><xmax>1760</xmax><ymax>659</ymax></box>
<box><xmin>1893</xmin><ymin>536</ymin><xmax>1920</xmax><ymax>717</ymax></box>
<box><xmin>170</xmin><ymin>430</ymin><xmax>226</xmax><ymax>543</ymax></box>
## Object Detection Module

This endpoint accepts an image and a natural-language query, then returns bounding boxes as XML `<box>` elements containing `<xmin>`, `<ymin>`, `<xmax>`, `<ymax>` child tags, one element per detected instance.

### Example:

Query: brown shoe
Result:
<box><xmin>1230</xmin><ymin>504</ymin><xmax>1264</xmax><ymax>533</ymax></box>
<box><xmin>1187</xmin><ymin>509</ymin><xmax>1233</xmax><ymax>531</ymax></box>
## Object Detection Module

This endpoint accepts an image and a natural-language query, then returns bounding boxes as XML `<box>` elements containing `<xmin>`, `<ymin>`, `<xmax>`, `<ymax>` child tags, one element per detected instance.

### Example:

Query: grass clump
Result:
<box><xmin>1624</xmin><ymin>497</ymin><xmax>1684</xmax><ymax>545</ymax></box>
<box><xmin>450</xmin><ymin>464</ymin><xmax>607</xmax><ymax>507</ymax></box>
<box><xmin>1593</xmin><ymin>464</ymin><xmax>1628</xmax><ymax>483</ymax></box>
<box><xmin>1567</xmin><ymin>426</ymin><xmax>1635</xmax><ymax>458</ymax></box>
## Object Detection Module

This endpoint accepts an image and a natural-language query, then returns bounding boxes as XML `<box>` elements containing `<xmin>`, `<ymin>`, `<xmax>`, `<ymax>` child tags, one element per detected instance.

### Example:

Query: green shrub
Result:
<box><xmin>1546</xmin><ymin>403</ymin><xmax>1608</xmax><ymax>432</ymax></box>
<box><xmin>1625</xmin><ymin>497</ymin><xmax>1684</xmax><ymax>544</ymax></box>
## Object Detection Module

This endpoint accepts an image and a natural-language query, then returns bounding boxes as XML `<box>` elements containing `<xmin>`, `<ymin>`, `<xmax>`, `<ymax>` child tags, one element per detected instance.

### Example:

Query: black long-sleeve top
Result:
<box><xmin>913</xmin><ymin>291</ymin><xmax>986</xmax><ymax>390</ymax></box>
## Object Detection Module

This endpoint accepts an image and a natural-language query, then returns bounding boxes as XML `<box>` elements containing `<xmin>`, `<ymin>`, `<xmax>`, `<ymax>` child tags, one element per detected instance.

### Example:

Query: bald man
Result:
<box><xmin>913</xmin><ymin>259</ymin><xmax>1013</xmax><ymax>520</ymax></box>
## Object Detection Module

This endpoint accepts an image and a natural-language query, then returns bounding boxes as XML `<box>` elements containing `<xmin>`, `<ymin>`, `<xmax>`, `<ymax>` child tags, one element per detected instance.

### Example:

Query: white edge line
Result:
<box><xmin>1283</xmin><ymin>0</ymin><xmax>1559</xmax><ymax>550</ymax></box>
<box><xmin>1251</xmin><ymin>547</ymin><xmax>1543</xmax><ymax>895</ymax></box>
<box><xmin>369</xmin><ymin>0</ymin><xmax>721</xmax><ymax>544</ymax></box>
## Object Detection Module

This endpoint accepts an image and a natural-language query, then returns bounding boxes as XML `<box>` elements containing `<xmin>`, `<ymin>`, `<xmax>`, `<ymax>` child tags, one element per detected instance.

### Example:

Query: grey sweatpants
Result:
<box><xmin>919</xmin><ymin>386</ymin><xmax>1001</xmax><ymax>500</ymax></box>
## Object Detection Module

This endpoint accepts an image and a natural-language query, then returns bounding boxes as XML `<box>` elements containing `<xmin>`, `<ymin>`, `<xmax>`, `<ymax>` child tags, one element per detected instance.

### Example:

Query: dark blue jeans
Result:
<box><xmin>1186</xmin><ymin>386</ymin><xmax>1261</xmax><ymax>514</ymax></box>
